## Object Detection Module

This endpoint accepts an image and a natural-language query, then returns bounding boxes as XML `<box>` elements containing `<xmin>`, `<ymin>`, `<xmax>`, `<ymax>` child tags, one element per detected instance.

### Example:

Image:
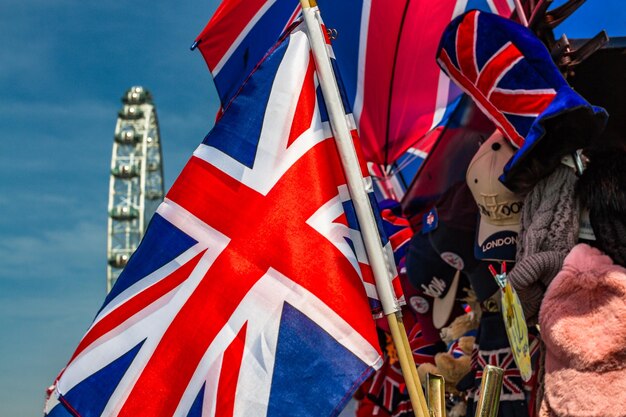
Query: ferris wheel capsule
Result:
<box><xmin>106</xmin><ymin>86</ymin><xmax>165</xmax><ymax>292</ymax></box>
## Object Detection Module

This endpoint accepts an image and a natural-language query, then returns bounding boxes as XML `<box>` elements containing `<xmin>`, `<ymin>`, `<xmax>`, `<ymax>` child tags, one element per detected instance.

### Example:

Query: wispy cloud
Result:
<box><xmin>0</xmin><ymin>219</ymin><xmax>105</xmax><ymax>283</ymax></box>
<box><xmin>0</xmin><ymin>99</ymin><xmax>113</xmax><ymax>123</ymax></box>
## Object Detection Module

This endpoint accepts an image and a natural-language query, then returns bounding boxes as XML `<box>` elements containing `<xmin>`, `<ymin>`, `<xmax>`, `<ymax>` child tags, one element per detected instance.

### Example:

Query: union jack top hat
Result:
<box><xmin>437</xmin><ymin>10</ymin><xmax>607</xmax><ymax>192</ymax></box>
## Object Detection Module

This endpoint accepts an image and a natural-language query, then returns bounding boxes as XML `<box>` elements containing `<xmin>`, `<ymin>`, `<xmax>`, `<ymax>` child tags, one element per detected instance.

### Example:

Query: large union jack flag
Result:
<box><xmin>44</xmin><ymin>24</ymin><xmax>386</xmax><ymax>417</ymax></box>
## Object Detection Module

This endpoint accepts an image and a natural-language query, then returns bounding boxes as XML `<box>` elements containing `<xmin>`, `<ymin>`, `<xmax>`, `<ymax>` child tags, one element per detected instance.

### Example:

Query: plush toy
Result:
<box><xmin>417</xmin><ymin>312</ymin><xmax>479</xmax><ymax>395</ymax></box>
<box><xmin>439</xmin><ymin>311</ymin><xmax>479</xmax><ymax>345</ymax></box>
<box><xmin>417</xmin><ymin>335</ymin><xmax>475</xmax><ymax>394</ymax></box>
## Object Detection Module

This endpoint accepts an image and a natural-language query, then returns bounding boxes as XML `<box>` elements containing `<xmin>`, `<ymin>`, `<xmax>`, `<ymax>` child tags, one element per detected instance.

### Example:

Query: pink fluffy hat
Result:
<box><xmin>539</xmin><ymin>244</ymin><xmax>626</xmax><ymax>417</ymax></box>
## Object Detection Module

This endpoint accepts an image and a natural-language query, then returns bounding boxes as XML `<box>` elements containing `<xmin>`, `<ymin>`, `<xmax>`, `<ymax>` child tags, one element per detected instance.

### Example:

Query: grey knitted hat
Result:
<box><xmin>508</xmin><ymin>165</ymin><xmax>579</xmax><ymax>323</ymax></box>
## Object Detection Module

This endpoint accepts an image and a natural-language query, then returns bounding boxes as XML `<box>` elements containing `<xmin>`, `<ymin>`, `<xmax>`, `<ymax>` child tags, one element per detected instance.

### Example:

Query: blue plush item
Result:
<box><xmin>436</xmin><ymin>10</ymin><xmax>607</xmax><ymax>192</ymax></box>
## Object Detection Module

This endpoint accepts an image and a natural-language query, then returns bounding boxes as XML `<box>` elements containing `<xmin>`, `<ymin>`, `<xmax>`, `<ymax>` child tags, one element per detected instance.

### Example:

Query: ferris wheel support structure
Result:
<box><xmin>106</xmin><ymin>86</ymin><xmax>164</xmax><ymax>292</ymax></box>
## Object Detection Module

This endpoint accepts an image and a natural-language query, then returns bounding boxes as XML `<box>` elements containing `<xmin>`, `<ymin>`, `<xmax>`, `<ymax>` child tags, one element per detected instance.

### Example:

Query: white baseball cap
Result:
<box><xmin>466</xmin><ymin>130</ymin><xmax>524</xmax><ymax>261</ymax></box>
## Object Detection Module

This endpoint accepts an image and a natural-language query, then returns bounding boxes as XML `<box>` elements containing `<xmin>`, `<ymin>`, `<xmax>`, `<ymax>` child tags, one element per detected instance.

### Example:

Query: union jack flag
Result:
<box><xmin>469</xmin><ymin>325</ymin><xmax>540</xmax><ymax>404</ymax></box>
<box><xmin>194</xmin><ymin>0</ymin><xmax>301</xmax><ymax>107</ymax></box>
<box><xmin>474</xmin><ymin>346</ymin><xmax>525</xmax><ymax>401</ymax></box>
<box><xmin>407</xmin><ymin>322</ymin><xmax>444</xmax><ymax>366</ymax></box>
<box><xmin>195</xmin><ymin>0</ymin><xmax>516</xmax><ymax>171</ymax></box>
<box><xmin>437</xmin><ymin>9</ymin><xmax>607</xmax><ymax>191</ymax></box>
<box><xmin>437</xmin><ymin>9</ymin><xmax>557</xmax><ymax>150</ymax></box>
<box><xmin>44</xmin><ymin>24</ymin><xmax>388</xmax><ymax>417</ymax></box>
<box><xmin>367</xmin><ymin>361</ymin><xmax>407</xmax><ymax>415</ymax></box>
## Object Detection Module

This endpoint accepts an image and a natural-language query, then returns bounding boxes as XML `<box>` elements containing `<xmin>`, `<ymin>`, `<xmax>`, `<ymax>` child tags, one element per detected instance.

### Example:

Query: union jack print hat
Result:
<box><xmin>437</xmin><ymin>10</ymin><xmax>607</xmax><ymax>192</ymax></box>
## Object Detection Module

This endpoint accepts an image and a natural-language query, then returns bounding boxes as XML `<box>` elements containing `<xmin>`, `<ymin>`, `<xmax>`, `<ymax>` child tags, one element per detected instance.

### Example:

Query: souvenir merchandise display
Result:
<box><xmin>357</xmin><ymin>201</ymin><xmax>448</xmax><ymax>417</ymax></box>
<box><xmin>404</xmin><ymin>165</ymin><xmax>533</xmax><ymax>414</ymax></box>
<box><xmin>404</xmin><ymin>181</ymin><xmax>506</xmax><ymax>330</ymax></box>
<box><xmin>379</xmin><ymin>4</ymin><xmax>624</xmax><ymax>417</ymax></box>
<box><xmin>464</xmin><ymin>130</ymin><xmax>534</xmax><ymax>383</ymax></box>
<box><xmin>405</xmin><ymin>183</ymin><xmax>479</xmax><ymax>330</ymax></box>
<box><xmin>463</xmin><ymin>313</ymin><xmax>540</xmax><ymax>417</ymax></box>
<box><xmin>416</xmin><ymin>312</ymin><xmax>479</xmax><ymax>393</ymax></box>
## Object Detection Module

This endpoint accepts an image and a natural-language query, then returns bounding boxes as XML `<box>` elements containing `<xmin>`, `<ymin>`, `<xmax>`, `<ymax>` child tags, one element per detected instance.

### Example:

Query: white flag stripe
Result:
<box><xmin>175</xmin><ymin>269</ymin><xmax>382</xmax><ymax>417</ymax></box>
<box><xmin>95</xmin><ymin>199</ymin><xmax>230</xmax><ymax>324</ymax></box>
<box><xmin>99</xmin><ymin>252</ymin><xmax>218</xmax><ymax>417</ymax></box>
<box><xmin>194</xmin><ymin>30</ymin><xmax>331</xmax><ymax>195</ymax></box>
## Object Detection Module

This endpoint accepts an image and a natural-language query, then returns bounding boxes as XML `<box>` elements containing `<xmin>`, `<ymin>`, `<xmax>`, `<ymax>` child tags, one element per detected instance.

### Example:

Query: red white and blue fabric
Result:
<box><xmin>365</xmin><ymin>323</ymin><xmax>442</xmax><ymax>417</ymax></box>
<box><xmin>44</xmin><ymin>25</ymin><xmax>386</xmax><ymax>417</ymax></box>
<box><xmin>469</xmin><ymin>333</ymin><xmax>540</xmax><ymax>403</ymax></box>
<box><xmin>195</xmin><ymin>0</ymin><xmax>515</xmax><ymax>169</ymax></box>
<box><xmin>437</xmin><ymin>10</ymin><xmax>607</xmax><ymax>187</ymax></box>
<box><xmin>367</xmin><ymin>361</ymin><xmax>411</xmax><ymax>417</ymax></box>
<box><xmin>311</xmin><ymin>5</ymin><xmax>406</xmax><ymax>309</ymax></box>
<box><xmin>473</xmin><ymin>346</ymin><xmax>525</xmax><ymax>401</ymax></box>
<box><xmin>195</xmin><ymin>3</ymin><xmax>404</xmax><ymax>307</ymax></box>
<box><xmin>377</xmin><ymin>199</ymin><xmax>412</xmax><ymax>300</ymax></box>
<box><xmin>448</xmin><ymin>338</ymin><xmax>468</xmax><ymax>359</ymax></box>
<box><xmin>407</xmin><ymin>322</ymin><xmax>443</xmax><ymax>366</ymax></box>
<box><xmin>379</xmin><ymin>200</ymin><xmax>412</xmax><ymax>272</ymax></box>
<box><xmin>194</xmin><ymin>0</ymin><xmax>301</xmax><ymax>107</ymax></box>
<box><xmin>362</xmin><ymin>201</ymin><xmax>444</xmax><ymax>417</ymax></box>
<box><xmin>377</xmin><ymin>200</ymin><xmax>445</xmax><ymax>364</ymax></box>
<box><xmin>343</xmin><ymin>0</ymin><xmax>514</xmax><ymax>167</ymax></box>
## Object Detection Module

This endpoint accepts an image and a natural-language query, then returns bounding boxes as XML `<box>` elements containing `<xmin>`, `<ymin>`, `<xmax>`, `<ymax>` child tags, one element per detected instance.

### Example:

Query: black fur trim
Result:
<box><xmin>578</xmin><ymin>148</ymin><xmax>626</xmax><ymax>214</ymax></box>
<box><xmin>577</xmin><ymin>147</ymin><xmax>626</xmax><ymax>266</ymax></box>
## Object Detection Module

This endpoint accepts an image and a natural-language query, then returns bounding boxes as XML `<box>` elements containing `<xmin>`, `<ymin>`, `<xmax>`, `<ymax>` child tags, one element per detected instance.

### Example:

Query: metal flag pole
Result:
<box><xmin>513</xmin><ymin>0</ymin><xmax>529</xmax><ymax>26</ymax></box>
<box><xmin>474</xmin><ymin>365</ymin><xmax>504</xmax><ymax>417</ymax></box>
<box><xmin>426</xmin><ymin>373</ymin><xmax>446</xmax><ymax>417</ymax></box>
<box><xmin>299</xmin><ymin>1</ymin><xmax>429</xmax><ymax>416</ymax></box>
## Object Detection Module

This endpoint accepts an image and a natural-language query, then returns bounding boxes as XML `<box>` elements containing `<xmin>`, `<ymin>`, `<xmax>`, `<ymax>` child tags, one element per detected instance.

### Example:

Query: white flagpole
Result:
<box><xmin>300</xmin><ymin>0</ymin><xmax>398</xmax><ymax>317</ymax></box>
<box><xmin>299</xmin><ymin>2</ymin><xmax>429</xmax><ymax>416</ymax></box>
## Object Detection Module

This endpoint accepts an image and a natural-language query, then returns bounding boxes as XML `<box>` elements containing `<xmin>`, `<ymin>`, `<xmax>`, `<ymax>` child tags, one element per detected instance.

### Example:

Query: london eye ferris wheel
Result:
<box><xmin>106</xmin><ymin>86</ymin><xmax>164</xmax><ymax>292</ymax></box>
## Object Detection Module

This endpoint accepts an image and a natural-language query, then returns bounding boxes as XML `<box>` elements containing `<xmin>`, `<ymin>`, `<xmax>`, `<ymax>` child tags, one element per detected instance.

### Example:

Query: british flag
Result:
<box><xmin>436</xmin><ymin>10</ymin><xmax>607</xmax><ymax>190</ymax></box>
<box><xmin>473</xmin><ymin>346</ymin><xmax>525</xmax><ymax>401</ymax></box>
<box><xmin>437</xmin><ymin>9</ymin><xmax>558</xmax><ymax>150</ymax></box>
<box><xmin>469</xmin><ymin>324</ymin><xmax>540</xmax><ymax>404</ymax></box>
<box><xmin>195</xmin><ymin>0</ymin><xmax>516</xmax><ymax>171</ymax></box>
<box><xmin>407</xmin><ymin>322</ymin><xmax>444</xmax><ymax>366</ymax></box>
<box><xmin>44</xmin><ymin>24</ymin><xmax>388</xmax><ymax>417</ymax></box>
<box><xmin>367</xmin><ymin>361</ymin><xmax>407</xmax><ymax>415</ymax></box>
<box><xmin>194</xmin><ymin>0</ymin><xmax>301</xmax><ymax>107</ymax></box>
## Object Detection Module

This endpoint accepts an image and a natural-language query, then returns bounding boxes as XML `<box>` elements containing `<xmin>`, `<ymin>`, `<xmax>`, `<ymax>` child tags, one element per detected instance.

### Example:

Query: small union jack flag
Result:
<box><xmin>367</xmin><ymin>361</ymin><xmax>409</xmax><ymax>416</ymax></box>
<box><xmin>407</xmin><ymin>322</ymin><xmax>444</xmax><ymax>366</ymax></box>
<box><xmin>468</xmin><ymin>319</ymin><xmax>540</xmax><ymax>405</ymax></box>
<box><xmin>437</xmin><ymin>10</ymin><xmax>607</xmax><ymax>189</ymax></box>
<box><xmin>437</xmin><ymin>10</ymin><xmax>558</xmax><ymax>149</ymax></box>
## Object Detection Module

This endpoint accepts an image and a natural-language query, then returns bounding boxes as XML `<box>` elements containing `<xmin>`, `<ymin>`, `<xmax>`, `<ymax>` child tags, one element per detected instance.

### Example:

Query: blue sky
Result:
<box><xmin>0</xmin><ymin>1</ymin><xmax>221</xmax><ymax>415</ymax></box>
<box><xmin>0</xmin><ymin>0</ymin><xmax>623</xmax><ymax>415</ymax></box>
